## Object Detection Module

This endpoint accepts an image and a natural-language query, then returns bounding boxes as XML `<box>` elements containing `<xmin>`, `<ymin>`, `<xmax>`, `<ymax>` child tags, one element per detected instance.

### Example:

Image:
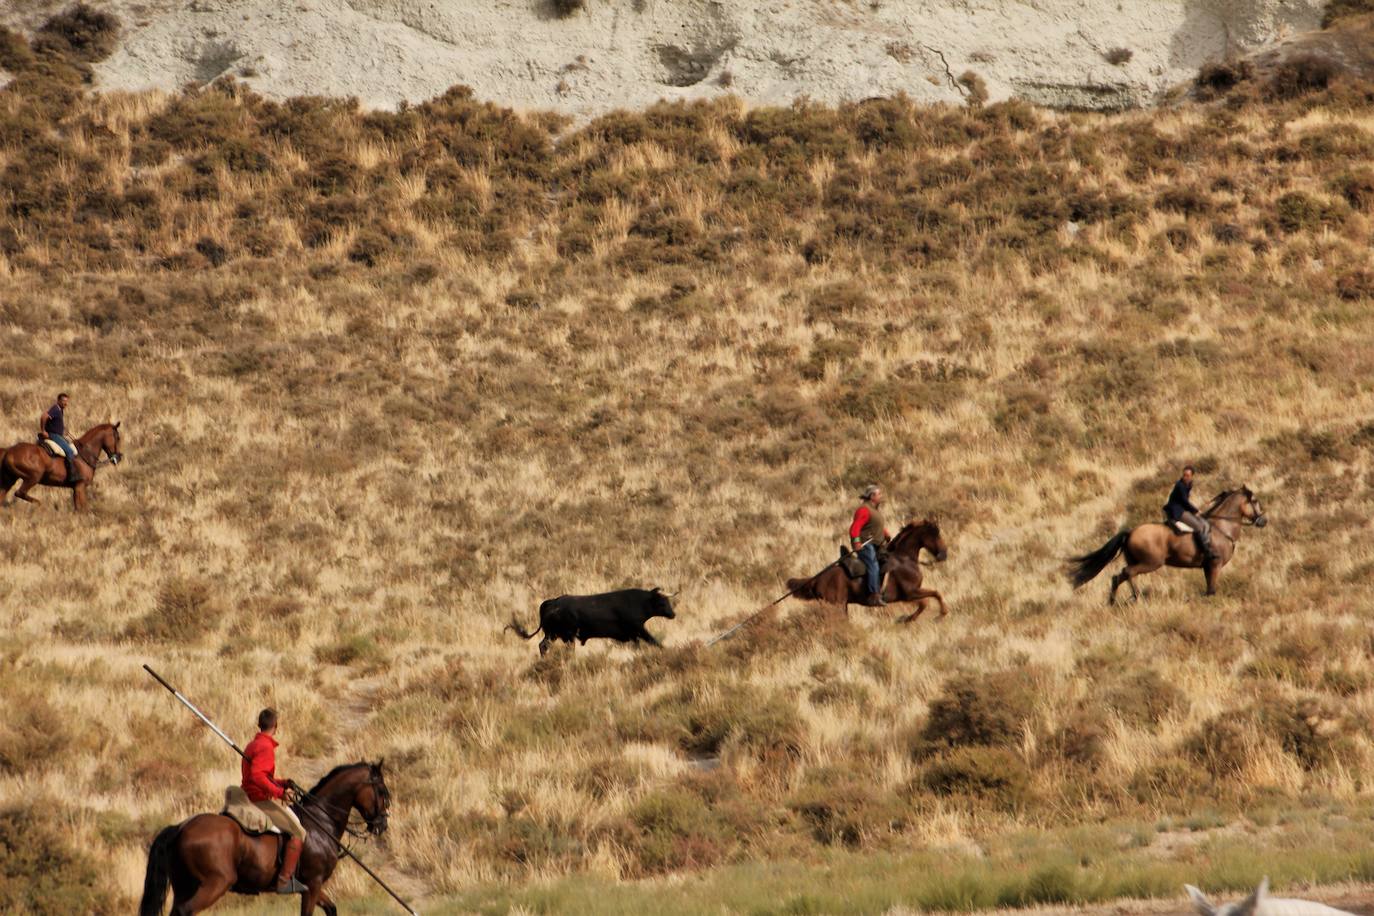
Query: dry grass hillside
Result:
<box><xmin>3</xmin><ymin>8</ymin><xmax>1374</xmax><ymax>915</ymax></box>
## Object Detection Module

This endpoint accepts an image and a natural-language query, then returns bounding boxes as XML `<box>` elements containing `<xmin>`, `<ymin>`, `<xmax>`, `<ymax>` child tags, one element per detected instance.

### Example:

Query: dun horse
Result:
<box><xmin>787</xmin><ymin>519</ymin><xmax>950</xmax><ymax>623</ymax></box>
<box><xmin>139</xmin><ymin>761</ymin><xmax>390</xmax><ymax>916</ymax></box>
<box><xmin>1066</xmin><ymin>487</ymin><xmax>1267</xmax><ymax>603</ymax></box>
<box><xmin>0</xmin><ymin>422</ymin><xmax>123</xmax><ymax>510</ymax></box>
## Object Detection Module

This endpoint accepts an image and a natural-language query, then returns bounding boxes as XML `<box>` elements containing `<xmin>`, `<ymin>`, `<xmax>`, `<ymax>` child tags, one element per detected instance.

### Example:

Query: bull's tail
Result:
<box><xmin>1065</xmin><ymin>531</ymin><xmax>1129</xmax><ymax>589</ymax></box>
<box><xmin>504</xmin><ymin>615</ymin><xmax>542</xmax><ymax>641</ymax></box>
<box><xmin>139</xmin><ymin>824</ymin><xmax>180</xmax><ymax>916</ymax></box>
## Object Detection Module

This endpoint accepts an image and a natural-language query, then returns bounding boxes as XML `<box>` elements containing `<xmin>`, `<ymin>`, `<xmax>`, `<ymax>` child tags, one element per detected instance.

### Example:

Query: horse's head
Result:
<box><xmin>357</xmin><ymin>759</ymin><xmax>391</xmax><ymax>837</ymax></box>
<box><xmin>97</xmin><ymin>421</ymin><xmax>124</xmax><ymax>466</ymax></box>
<box><xmin>1239</xmin><ymin>487</ymin><xmax>1267</xmax><ymax>528</ymax></box>
<box><xmin>894</xmin><ymin>517</ymin><xmax>948</xmax><ymax>562</ymax></box>
<box><xmin>1207</xmin><ymin>487</ymin><xmax>1267</xmax><ymax>528</ymax></box>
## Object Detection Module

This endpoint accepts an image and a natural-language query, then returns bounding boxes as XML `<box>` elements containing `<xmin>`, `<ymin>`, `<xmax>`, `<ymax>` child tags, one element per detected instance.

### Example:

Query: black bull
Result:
<box><xmin>506</xmin><ymin>588</ymin><xmax>676</xmax><ymax>655</ymax></box>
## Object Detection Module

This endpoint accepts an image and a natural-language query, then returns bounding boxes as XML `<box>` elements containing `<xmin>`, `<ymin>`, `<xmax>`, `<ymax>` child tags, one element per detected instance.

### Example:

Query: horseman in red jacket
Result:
<box><xmin>242</xmin><ymin>708</ymin><xmax>308</xmax><ymax>894</ymax></box>
<box><xmin>850</xmin><ymin>484</ymin><xmax>892</xmax><ymax>607</ymax></box>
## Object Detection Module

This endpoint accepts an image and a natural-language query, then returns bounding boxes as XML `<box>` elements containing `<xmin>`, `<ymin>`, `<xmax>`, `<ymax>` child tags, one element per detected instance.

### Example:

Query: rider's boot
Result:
<box><xmin>64</xmin><ymin>457</ymin><xmax>80</xmax><ymax>484</ymax></box>
<box><xmin>1197</xmin><ymin>531</ymin><xmax>1217</xmax><ymax>565</ymax></box>
<box><xmin>865</xmin><ymin>591</ymin><xmax>887</xmax><ymax>607</ymax></box>
<box><xmin>275</xmin><ymin>836</ymin><xmax>306</xmax><ymax>894</ymax></box>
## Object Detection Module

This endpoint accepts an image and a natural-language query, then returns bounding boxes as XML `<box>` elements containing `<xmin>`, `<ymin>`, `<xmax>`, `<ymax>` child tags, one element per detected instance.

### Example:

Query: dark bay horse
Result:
<box><xmin>786</xmin><ymin>519</ymin><xmax>950</xmax><ymax>623</ymax></box>
<box><xmin>140</xmin><ymin>761</ymin><xmax>390</xmax><ymax>916</ymax></box>
<box><xmin>1066</xmin><ymin>487</ymin><xmax>1267</xmax><ymax>603</ymax></box>
<box><xmin>0</xmin><ymin>422</ymin><xmax>123</xmax><ymax>510</ymax></box>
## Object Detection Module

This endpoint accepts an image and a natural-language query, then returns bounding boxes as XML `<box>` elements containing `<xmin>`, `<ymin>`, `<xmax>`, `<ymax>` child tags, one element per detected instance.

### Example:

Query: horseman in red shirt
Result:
<box><xmin>242</xmin><ymin>708</ymin><xmax>308</xmax><ymax>894</ymax></box>
<box><xmin>849</xmin><ymin>484</ymin><xmax>892</xmax><ymax>606</ymax></box>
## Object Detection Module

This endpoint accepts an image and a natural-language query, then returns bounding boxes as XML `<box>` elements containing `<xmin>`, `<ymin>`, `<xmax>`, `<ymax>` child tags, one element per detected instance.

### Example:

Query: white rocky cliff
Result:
<box><xmin>2</xmin><ymin>0</ymin><xmax>1326</xmax><ymax>114</ymax></box>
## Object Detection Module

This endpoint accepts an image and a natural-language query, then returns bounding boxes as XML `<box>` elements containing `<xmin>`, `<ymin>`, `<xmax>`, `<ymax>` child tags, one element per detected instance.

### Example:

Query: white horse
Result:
<box><xmin>1187</xmin><ymin>877</ymin><xmax>1356</xmax><ymax>916</ymax></box>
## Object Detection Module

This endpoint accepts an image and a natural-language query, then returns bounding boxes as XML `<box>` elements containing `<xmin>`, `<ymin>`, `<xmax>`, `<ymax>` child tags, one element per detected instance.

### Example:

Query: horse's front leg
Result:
<box><xmin>301</xmin><ymin>883</ymin><xmax>324</xmax><ymax>915</ymax></box>
<box><xmin>316</xmin><ymin>887</ymin><xmax>338</xmax><ymax>916</ymax></box>
<box><xmin>73</xmin><ymin>482</ymin><xmax>88</xmax><ymax>511</ymax></box>
<box><xmin>1203</xmin><ymin>560</ymin><xmax>1218</xmax><ymax>596</ymax></box>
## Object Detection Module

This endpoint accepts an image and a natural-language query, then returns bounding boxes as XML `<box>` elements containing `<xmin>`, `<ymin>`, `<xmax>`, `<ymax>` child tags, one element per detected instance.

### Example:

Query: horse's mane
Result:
<box><xmin>889</xmin><ymin>519</ymin><xmax>937</xmax><ymax>553</ymax></box>
<box><xmin>1202</xmin><ymin>487</ymin><xmax>1251</xmax><ymax>517</ymax></box>
<box><xmin>306</xmin><ymin>760</ymin><xmax>372</xmax><ymax>796</ymax></box>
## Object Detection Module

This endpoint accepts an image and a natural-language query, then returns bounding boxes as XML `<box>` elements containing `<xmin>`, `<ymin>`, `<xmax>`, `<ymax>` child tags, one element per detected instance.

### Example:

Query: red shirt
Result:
<box><xmin>850</xmin><ymin>506</ymin><xmax>873</xmax><ymax>541</ymax></box>
<box><xmin>242</xmin><ymin>732</ymin><xmax>287</xmax><ymax>801</ymax></box>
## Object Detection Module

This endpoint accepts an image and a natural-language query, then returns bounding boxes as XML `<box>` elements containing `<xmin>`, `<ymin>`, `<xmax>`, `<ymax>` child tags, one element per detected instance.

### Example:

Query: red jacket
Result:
<box><xmin>242</xmin><ymin>732</ymin><xmax>287</xmax><ymax>801</ymax></box>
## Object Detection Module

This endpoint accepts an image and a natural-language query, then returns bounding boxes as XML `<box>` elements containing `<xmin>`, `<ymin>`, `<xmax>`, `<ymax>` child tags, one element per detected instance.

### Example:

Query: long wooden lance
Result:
<box><xmin>142</xmin><ymin>664</ymin><xmax>420</xmax><ymax>916</ymax></box>
<box><xmin>704</xmin><ymin>538</ymin><xmax>872</xmax><ymax>647</ymax></box>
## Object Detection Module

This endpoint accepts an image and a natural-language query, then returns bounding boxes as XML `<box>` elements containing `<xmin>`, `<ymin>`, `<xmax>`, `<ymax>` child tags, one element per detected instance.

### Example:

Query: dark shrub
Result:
<box><xmin>920</xmin><ymin>747</ymin><xmax>1031</xmax><ymax>809</ymax></box>
<box><xmin>1044</xmin><ymin>711</ymin><xmax>1107</xmax><ymax>766</ymax></box>
<box><xmin>1324</xmin><ymin>0</ymin><xmax>1374</xmax><ymax>26</ymax></box>
<box><xmin>1129</xmin><ymin>756</ymin><xmax>1209</xmax><ymax>804</ymax></box>
<box><xmin>628</xmin><ymin>788</ymin><xmax>732</xmax><ymax>874</ymax></box>
<box><xmin>194</xmin><ymin>236</ymin><xmax>229</xmax><ymax>267</ymax></box>
<box><xmin>1331</xmin><ymin>168</ymin><xmax>1374</xmax><ymax>211</ymax></box>
<box><xmin>551</xmin><ymin>0</ymin><xmax>586</xmax><ymax>17</ymax></box>
<box><xmin>125</xmin><ymin>577</ymin><xmax>222</xmax><ymax>641</ymax></box>
<box><xmin>1267</xmin><ymin>54</ymin><xmax>1340</xmax><ymax>100</ymax></box>
<box><xmin>958</xmin><ymin>71</ymin><xmax>989</xmax><ymax>108</ymax></box>
<box><xmin>1195</xmin><ymin>60</ymin><xmax>1252</xmax><ymax>99</ymax></box>
<box><xmin>1335</xmin><ymin>270</ymin><xmax>1374</xmax><ymax>301</ymax></box>
<box><xmin>917</xmin><ymin>669</ymin><xmax>1039</xmax><ymax>753</ymax></box>
<box><xmin>1104</xmin><ymin>48</ymin><xmax>1133</xmax><ymax>65</ymax></box>
<box><xmin>1273</xmin><ymin>191</ymin><xmax>1343</xmax><ymax>233</ymax></box>
<box><xmin>1103</xmin><ymin>669</ymin><xmax>1186</xmax><ymax>728</ymax></box>
<box><xmin>789</xmin><ymin>767</ymin><xmax>907</xmax><ymax>847</ymax></box>
<box><xmin>0</xmin><ymin>690</ymin><xmax>72</xmax><ymax>775</ymax></box>
<box><xmin>1184</xmin><ymin>714</ymin><xmax>1250</xmax><ymax>778</ymax></box>
<box><xmin>1254</xmin><ymin>693</ymin><xmax>1359</xmax><ymax>771</ymax></box>
<box><xmin>0</xmin><ymin>802</ymin><xmax>116</xmax><ymax>913</ymax></box>
<box><xmin>0</xmin><ymin>27</ymin><xmax>36</xmax><ymax>72</ymax></box>
<box><xmin>806</xmin><ymin>280</ymin><xmax>873</xmax><ymax>323</ymax></box>
<box><xmin>34</xmin><ymin>4</ymin><xmax>120</xmax><ymax>63</ymax></box>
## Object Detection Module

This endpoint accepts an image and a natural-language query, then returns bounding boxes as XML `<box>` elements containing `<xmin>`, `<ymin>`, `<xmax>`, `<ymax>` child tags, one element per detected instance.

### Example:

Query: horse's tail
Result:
<box><xmin>504</xmin><ymin>614</ymin><xmax>542</xmax><ymax>641</ymax></box>
<box><xmin>1065</xmin><ymin>531</ymin><xmax>1129</xmax><ymax>589</ymax></box>
<box><xmin>139</xmin><ymin>824</ymin><xmax>179</xmax><ymax>916</ymax></box>
<box><xmin>786</xmin><ymin>576</ymin><xmax>820</xmax><ymax>600</ymax></box>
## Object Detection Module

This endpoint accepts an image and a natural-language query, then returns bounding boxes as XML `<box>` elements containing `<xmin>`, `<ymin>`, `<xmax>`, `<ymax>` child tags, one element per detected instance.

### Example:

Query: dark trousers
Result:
<box><xmin>857</xmin><ymin>543</ymin><xmax>881</xmax><ymax>594</ymax></box>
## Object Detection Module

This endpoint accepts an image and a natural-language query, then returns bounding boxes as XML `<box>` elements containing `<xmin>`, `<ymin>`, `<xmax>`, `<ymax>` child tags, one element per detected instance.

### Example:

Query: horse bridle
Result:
<box><xmin>1204</xmin><ymin>497</ymin><xmax>1265</xmax><ymax>544</ymax></box>
<box><xmin>299</xmin><ymin>767</ymin><xmax>389</xmax><ymax>839</ymax></box>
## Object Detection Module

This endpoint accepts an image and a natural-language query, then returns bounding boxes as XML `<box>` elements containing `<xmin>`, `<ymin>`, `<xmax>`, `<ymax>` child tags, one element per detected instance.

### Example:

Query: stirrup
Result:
<box><xmin>275</xmin><ymin>876</ymin><xmax>307</xmax><ymax>895</ymax></box>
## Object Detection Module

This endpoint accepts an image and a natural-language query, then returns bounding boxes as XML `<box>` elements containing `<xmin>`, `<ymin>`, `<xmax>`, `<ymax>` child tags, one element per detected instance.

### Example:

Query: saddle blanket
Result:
<box><xmin>221</xmin><ymin>786</ymin><xmax>280</xmax><ymax>834</ymax></box>
<box><xmin>1170</xmin><ymin>520</ymin><xmax>1194</xmax><ymax>534</ymax></box>
<box><xmin>41</xmin><ymin>439</ymin><xmax>68</xmax><ymax>457</ymax></box>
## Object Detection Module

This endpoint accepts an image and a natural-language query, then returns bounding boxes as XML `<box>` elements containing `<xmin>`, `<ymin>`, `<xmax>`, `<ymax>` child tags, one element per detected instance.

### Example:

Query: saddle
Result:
<box><xmin>838</xmin><ymin>546</ymin><xmax>890</xmax><ymax>580</ymax></box>
<box><xmin>221</xmin><ymin>786</ymin><xmax>281</xmax><ymax>836</ymax></box>
<box><xmin>39</xmin><ymin>438</ymin><xmax>68</xmax><ymax>458</ymax></box>
<box><xmin>1169</xmin><ymin>520</ymin><xmax>1194</xmax><ymax>534</ymax></box>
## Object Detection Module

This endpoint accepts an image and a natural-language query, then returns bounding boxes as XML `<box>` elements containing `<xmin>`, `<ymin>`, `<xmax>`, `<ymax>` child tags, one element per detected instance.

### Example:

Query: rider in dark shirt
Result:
<box><xmin>1164</xmin><ymin>464</ymin><xmax>1214</xmax><ymax>563</ymax></box>
<box><xmin>38</xmin><ymin>392</ymin><xmax>80</xmax><ymax>483</ymax></box>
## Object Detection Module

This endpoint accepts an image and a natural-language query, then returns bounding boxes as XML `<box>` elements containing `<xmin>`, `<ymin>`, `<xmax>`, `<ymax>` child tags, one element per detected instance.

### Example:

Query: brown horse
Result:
<box><xmin>139</xmin><ymin>761</ymin><xmax>390</xmax><ymax>916</ymax></box>
<box><xmin>0</xmin><ymin>422</ymin><xmax>123</xmax><ymax>510</ymax></box>
<box><xmin>1066</xmin><ymin>487</ymin><xmax>1267</xmax><ymax>604</ymax></box>
<box><xmin>786</xmin><ymin>519</ymin><xmax>950</xmax><ymax>623</ymax></box>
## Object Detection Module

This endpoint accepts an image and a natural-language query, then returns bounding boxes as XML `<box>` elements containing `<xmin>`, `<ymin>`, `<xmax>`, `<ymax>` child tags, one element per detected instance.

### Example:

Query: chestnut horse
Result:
<box><xmin>140</xmin><ymin>761</ymin><xmax>390</xmax><ymax>916</ymax></box>
<box><xmin>0</xmin><ymin>422</ymin><xmax>123</xmax><ymax>510</ymax></box>
<box><xmin>786</xmin><ymin>519</ymin><xmax>950</xmax><ymax>623</ymax></box>
<box><xmin>1066</xmin><ymin>487</ymin><xmax>1267</xmax><ymax>603</ymax></box>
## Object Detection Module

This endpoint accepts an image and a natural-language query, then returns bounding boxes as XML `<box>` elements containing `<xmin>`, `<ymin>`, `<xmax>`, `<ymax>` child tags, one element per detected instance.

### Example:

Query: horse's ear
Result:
<box><xmin>376</xmin><ymin>757</ymin><xmax>385</xmax><ymax>771</ymax></box>
<box><xmin>115</xmin><ymin>420</ymin><xmax>121</xmax><ymax>430</ymax></box>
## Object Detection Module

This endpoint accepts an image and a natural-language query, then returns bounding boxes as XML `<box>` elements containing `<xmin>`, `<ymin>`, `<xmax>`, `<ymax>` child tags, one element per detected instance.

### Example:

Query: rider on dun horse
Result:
<box><xmin>1067</xmin><ymin>467</ymin><xmax>1267</xmax><ymax>603</ymax></box>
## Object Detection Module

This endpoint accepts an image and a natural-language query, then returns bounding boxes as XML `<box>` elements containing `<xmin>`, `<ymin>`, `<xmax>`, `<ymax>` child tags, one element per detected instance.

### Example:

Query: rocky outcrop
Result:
<box><xmin>1</xmin><ymin>0</ymin><xmax>1326</xmax><ymax>115</ymax></box>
